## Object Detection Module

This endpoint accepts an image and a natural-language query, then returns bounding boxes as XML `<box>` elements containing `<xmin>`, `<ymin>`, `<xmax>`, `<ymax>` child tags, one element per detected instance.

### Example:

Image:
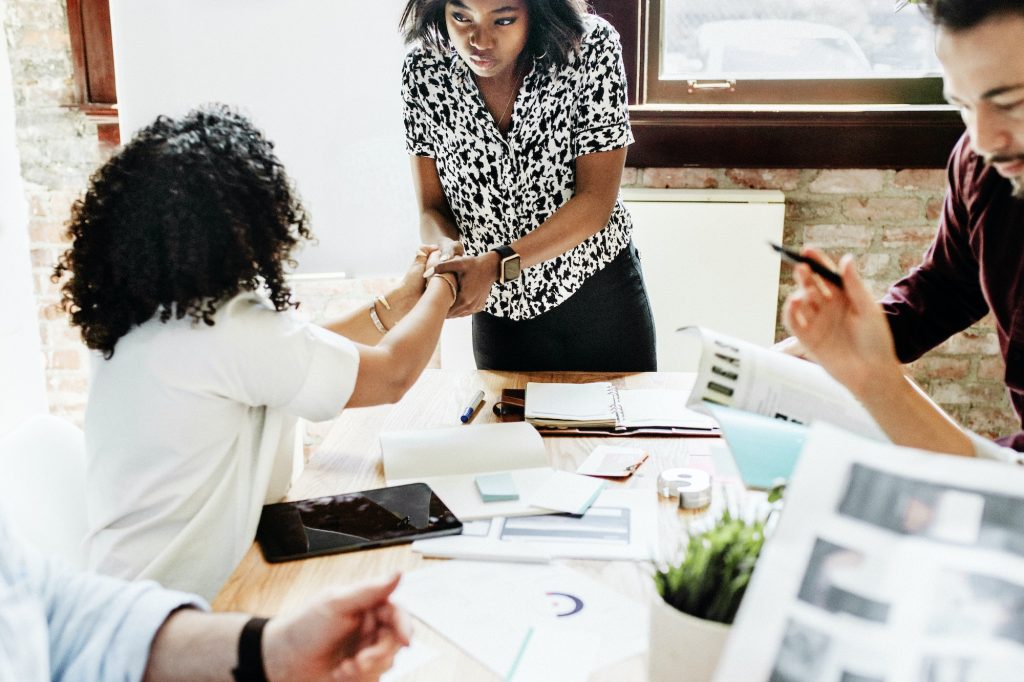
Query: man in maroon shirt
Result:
<box><xmin>782</xmin><ymin>0</ymin><xmax>1024</xmax><ymax>462</ymax></box>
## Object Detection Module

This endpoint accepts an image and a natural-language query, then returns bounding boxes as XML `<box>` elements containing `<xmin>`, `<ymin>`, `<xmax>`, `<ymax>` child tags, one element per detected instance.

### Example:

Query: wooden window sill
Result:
<box><xmin>627</xmin><ymin>106</ymin><xmax>964</xmax><ymax>169</ymax></box>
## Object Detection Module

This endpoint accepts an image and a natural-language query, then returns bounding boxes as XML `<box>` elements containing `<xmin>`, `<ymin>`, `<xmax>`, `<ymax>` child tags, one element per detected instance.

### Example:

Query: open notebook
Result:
<box><xmin>524</xmin><ymin>382</ymin><xmax>717</xmax><ymax>431</ymax></box>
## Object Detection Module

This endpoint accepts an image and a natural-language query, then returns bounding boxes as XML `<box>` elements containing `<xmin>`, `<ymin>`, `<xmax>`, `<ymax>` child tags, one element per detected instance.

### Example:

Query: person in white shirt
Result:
<box><xmin>52</xmin><ymin>104</ymin><xmax>458</xmax><ymax>599</ymax></box>
<box><xmin>0</xmin><ymin>512</ymin><xmax>410</xmax><ymax>682</ymax></box>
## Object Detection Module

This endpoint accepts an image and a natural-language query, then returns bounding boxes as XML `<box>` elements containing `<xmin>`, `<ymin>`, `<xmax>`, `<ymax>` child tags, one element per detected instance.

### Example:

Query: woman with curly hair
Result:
<box><xmin>53</xmin><ymin>104</ymin><xmax>457</xmax><ymax>599</ymax></box>
<box><xmin>399</xmin><ymin>0</ymin><xmax>657</xmax><ymax>371</ymax></box>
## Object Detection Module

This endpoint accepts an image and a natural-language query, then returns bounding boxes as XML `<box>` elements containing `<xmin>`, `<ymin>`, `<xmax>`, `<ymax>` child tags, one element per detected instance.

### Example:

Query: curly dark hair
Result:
<box><xmin>916</xmin><ymin>0</ymin><xmax>1024</xmax><ymax>30</ymax></box>
<box><xmin>53</xmin><ymin>104</ymin><xmax>312</xmax><ymax>358</ymax></box>
<box><xmin>399</xmin><ymin>0</ymin><xmax>589</xmax><ymax>69</ymax></box>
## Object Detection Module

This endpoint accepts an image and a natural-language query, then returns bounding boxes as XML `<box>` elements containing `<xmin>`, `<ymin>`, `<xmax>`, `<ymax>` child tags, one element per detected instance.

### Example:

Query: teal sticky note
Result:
<box><xmin>704</xmin><ymin>403</ymin><xmax>807</xmax><ymax>490</ymax></box>
<box><xmin>475</xmin><ymin>472</ymin><xmax>519</xmax><ymax>502</ymax></box>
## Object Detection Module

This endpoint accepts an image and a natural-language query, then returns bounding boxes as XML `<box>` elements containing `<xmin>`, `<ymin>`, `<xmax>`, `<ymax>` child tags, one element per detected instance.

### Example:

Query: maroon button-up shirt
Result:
<box><xmin>882</xmin><ymin>133</ymin><xmax>1024</xmax><ymax>450</ymax></box>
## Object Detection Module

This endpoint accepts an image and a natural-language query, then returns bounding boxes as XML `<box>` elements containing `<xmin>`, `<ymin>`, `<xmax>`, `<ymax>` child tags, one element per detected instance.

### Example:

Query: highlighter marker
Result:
<box><xmin>460</xmin><ymin>390</ymin><xmax>485</xmax><ymax>424</ymax></box>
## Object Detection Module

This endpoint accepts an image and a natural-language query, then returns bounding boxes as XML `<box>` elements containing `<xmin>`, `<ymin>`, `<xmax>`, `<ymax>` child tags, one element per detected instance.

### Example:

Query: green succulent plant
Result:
<box><xmin>654</xmin><ymin>512</ymin><xmax>765</xmax><ymax>625</ymax></box>
<box><xmin>654</xmin><ymin>483</ymin><xmax>782</xmax><ymax>625</ymax></box>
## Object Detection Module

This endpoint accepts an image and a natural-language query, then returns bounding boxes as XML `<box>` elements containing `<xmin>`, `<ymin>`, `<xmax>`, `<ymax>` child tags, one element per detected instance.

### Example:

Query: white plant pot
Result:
<box><xmin>648</xmin><ymin>596</ymin><xmax>731</xmax><ymax>681</ymax></box>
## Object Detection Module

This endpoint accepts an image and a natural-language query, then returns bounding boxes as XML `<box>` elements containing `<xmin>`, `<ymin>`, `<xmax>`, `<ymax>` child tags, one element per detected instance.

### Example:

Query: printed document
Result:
<box><xmin>412</xmin><ymin>488</ymin><xmax>658</xmax><ymax>562</ymax></box>
<box><xmin>683</xmin><ymin>327</ymin><xmax>885</xmax><ymax>440</ymax></box>
<box><xmin>715</xmin><ymin>423</ymin><xmax>1024</xmax><ymax>681</ymax></box>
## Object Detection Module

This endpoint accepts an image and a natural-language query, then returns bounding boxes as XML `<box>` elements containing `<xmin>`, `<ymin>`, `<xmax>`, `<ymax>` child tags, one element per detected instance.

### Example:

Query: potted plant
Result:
<box><xmin>649</xmin><ymin>487</ymin><xmax>781</xmax><ymax>681</ymax></box>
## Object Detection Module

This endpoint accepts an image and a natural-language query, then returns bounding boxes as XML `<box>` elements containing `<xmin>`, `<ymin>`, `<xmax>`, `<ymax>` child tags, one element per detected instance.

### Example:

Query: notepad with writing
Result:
<box><xmin>524</xmin><ymin>382</ymin><xmax>717</xmax><ymax>431</ymax></box>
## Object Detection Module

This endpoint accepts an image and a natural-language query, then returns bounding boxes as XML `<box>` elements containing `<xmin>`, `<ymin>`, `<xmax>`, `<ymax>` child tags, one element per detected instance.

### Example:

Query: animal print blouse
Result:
<box><xmin>402</xmin><ymin>15</ymin><xmax>634</xmax><ymax>320</ymax></box>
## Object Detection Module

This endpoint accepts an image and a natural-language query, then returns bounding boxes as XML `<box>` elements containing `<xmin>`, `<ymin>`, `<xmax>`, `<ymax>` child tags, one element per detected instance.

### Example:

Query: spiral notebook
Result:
<box><xmin>524</xmin><ymin>382</ymin><xmax>717</xmax><ymax>431</ymax></box>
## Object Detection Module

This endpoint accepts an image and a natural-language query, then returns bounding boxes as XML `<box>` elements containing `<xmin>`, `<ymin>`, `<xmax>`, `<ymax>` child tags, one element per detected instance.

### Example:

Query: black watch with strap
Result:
<box><xmin>491</xmin><ymin>245</ymin><xmax>521</xmax><ymax>284</ymax></box>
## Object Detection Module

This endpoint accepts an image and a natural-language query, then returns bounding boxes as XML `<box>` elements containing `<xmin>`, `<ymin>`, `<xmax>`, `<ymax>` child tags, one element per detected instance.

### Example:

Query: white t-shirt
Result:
<box><xmin>83</xmin><ymin>292</ymin><xmax>359</xmax><ymax>599</ymax></box>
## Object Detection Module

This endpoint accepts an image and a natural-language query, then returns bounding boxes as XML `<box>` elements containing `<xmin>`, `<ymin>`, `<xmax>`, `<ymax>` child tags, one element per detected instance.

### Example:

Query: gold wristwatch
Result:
<box><xmin>492</xmin><ymin>245</ymin><xmax>521</xmax><ymax>284</ymax></box>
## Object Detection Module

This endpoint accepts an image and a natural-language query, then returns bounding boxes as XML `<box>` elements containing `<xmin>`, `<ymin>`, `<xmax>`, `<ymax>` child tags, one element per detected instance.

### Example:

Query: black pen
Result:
<box><xmin>769</xmin><ymin>242</ymin><xmax>844</xmax><ymax>289</ymax></box>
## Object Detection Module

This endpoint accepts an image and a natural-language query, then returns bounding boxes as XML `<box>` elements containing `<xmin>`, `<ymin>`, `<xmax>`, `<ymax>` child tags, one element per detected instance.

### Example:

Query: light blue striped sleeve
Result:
<box><xmin>1</xmin><ymin>518</ymin><xmax>207</xmax><ymax>682</ymax></box>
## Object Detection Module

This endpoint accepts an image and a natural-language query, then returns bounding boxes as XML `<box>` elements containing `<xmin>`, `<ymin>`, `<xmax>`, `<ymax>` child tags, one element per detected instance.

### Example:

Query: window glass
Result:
<box><xmin>661</xmin><ymin>0</ymin><xmax>941</xmax><ymax>80</ymax></box>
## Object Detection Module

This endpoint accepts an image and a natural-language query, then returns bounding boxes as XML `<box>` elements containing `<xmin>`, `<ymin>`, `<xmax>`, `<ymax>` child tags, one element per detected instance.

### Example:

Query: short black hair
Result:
<box><xmin>399</xmin><ymin>0</ymin><xmax>589</xmax><ymax>69</ymax></box>
<box><xmin>917</xmin><ymin>0</ymin><xmax>1024</xmax><ymax>30</ymax></box>
<box><xmin>53</xmin><ymin>104</ymin><xmax>312</xmax><ymax>357</ymax></box>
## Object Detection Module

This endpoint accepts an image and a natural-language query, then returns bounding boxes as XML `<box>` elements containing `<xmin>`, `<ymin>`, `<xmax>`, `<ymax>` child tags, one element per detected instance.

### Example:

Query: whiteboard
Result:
<box><xmin>623</xmin><ymin>188</ymin><xmax>786</xmax><ymax>371</ymax></box>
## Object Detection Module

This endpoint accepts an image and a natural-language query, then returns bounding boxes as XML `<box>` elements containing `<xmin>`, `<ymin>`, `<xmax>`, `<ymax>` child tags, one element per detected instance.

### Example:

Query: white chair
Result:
<box><xmin>0</xmin><ymin>414</ymin><xmax>88</xmax><ymax>568</ymax></box>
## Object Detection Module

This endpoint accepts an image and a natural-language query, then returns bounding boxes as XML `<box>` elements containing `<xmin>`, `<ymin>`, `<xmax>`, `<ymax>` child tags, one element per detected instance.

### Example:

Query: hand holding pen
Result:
<box><xmin>782</xmin><ymin>246</ymin><xmax>902</xmax><ymax>399</ymax></box>
<box><xmin>769</xmin><ymin>242</ymin><xmax>844</xmax><ymax>289</ymax></box>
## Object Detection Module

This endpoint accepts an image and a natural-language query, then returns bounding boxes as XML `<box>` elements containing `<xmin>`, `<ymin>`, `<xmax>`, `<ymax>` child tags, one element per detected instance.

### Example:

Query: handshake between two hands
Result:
<box><xmin>404</xmin><ymin>240</ymin><xmax>498</xmax><ymax>318</ymax></box>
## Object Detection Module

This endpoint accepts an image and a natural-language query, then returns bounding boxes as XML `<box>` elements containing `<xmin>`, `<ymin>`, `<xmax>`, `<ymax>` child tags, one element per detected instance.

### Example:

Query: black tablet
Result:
<box><xmin>255</xmin><ymin>483</ymin><xmax>462</xmax><ymax>563</ymax></box>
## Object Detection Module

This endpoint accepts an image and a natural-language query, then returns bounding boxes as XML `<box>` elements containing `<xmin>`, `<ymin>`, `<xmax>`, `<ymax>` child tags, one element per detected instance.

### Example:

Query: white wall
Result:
<box><xmin>0</xmin><ymin>5</ymin><xmax>49</xmax><ymax>433</ymax></box>
<box><xmin>109</xmin><ymin>0</ymin><xmax>417</xmax><ymax>276</ymax></box>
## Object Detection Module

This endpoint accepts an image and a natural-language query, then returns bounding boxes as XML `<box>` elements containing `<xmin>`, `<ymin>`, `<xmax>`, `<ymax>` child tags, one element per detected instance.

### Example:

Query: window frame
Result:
<box><xmin>592</xmin><ymin>0</ymin><xmax>964</xmax><ymax>168</ymax></box>
<box><xmin>66</xmin><ymin>0</ymin><xmax>120</xmax><ymax>145</ymax></box>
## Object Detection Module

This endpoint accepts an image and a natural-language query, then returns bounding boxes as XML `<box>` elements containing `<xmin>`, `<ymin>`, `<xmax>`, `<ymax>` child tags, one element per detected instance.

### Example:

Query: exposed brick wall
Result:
<box><xmin>6</xmin><ymin>4</ymin><xmax>1016</xmax><ymax>440</ymax></box>
<box><xmin>627</xmin><ymin>167</ymin><xmax>1017</xmax><ymax>439</ymax></box>
<box><xmin>5</xmin><ymin>0</ymin><xmax>110</xmax><ymax>426</ymax></box>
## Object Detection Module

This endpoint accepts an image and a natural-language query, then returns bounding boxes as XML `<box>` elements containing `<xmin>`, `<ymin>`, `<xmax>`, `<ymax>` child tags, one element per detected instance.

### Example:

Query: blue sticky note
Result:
<box><xmin>704</xmin><ymin>403</ymin><xmax>807</xmax><ymax>490</ymax></box>
<box><xmin>475</xmin><ymin>472</ymin><xmax>519</xmax><ymax>502</ymax></box>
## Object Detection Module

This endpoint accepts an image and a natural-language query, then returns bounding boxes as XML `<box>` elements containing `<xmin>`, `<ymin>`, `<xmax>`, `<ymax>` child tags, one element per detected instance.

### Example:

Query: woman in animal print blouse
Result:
<box><xmin>400</xmin><ymin>0</ymin><xmax>657</xmax><ymax>371</ymax></box>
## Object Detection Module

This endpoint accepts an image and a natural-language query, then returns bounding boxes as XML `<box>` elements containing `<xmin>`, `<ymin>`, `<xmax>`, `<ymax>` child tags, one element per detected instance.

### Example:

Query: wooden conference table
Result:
<box><xmin>213</xmin><ymin>369</ymin><xmax>726</xmax><ymax>680</ymax></box>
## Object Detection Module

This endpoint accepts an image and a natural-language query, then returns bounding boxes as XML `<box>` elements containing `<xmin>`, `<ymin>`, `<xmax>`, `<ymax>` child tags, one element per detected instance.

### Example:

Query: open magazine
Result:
<box><xmin>683</xmin><ymin>327</ymin><xmax>886</xmax><ymax>441</ymax></box>
<box><xmin>715</xmin><ymin>423</ymin><xmax>1024</xmax><ymax>681</ymax></box>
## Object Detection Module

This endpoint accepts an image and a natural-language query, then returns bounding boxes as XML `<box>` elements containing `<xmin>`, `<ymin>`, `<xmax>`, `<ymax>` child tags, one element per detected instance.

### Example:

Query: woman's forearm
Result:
<box><xmin>511</xmin><ymin>187</ymin><xmax>618</xmax><ymax>268</ymax></box>
<box><xmin>323</xmin><ymin>299</ymin><xmax>395</xmax><ymax>346</ymax></box>
<box><xmin>410</xmin><ymin>156</ymin><xmax>461</xmax><ymax>249</ymax></box>
<box><xmin>419</xmin><ymin>208</ymin><xmax>461</xmax><ymax>246</ymax></box>
<box><xmin>346</xmin><ymin>277</ymin><xmax>453</xmax><ymax>406</ymax></box>
<box><xmin>510</xmin><ymin>147</ymin><xmax>624</xmax><ymax>268</ymax></box>
<box><xmin>324</xmin><ymin>283</ymin><xmax>423</xmax><ymax>347</ymax></box>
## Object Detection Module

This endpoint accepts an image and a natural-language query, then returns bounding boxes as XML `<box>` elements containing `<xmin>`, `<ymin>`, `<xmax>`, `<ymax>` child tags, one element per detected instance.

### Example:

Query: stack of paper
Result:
<box><xmin>380</xmin><ymin>422</ymin><xmax>607</xmax><ymax>520</ymax></box>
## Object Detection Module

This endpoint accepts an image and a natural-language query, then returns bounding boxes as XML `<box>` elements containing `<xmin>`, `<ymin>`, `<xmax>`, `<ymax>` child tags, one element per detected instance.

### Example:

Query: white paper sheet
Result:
<box><xmin>525</xmin><ymin>382</ymin><xmax>615</xmax><ymax>422</ymax></box>
<box><xmin>617</xmin><ymin>388</ymin><xmax>717</xmax><ymax>428</ymax></box>
<box><xmin>380</xmin><ymin>639</ymin><xmax>438</xmax><ymax>681</ymax></box>
<box><xmin>381</xmin><ymin>422</ymin><xmax>547</xmax><ymax>480</ymax></box>
<box><xmin>393</xmin><ymin>562</ymin><xmax>648</xmax><ymax>679</ymax></box>
<box><xmin>576</xmin><ymin>445</ymin><xmax>648</xmax><ymax>477</ymax></box>
<box><xmin>525</xmin><ymin>470</ymin><xmax>605</xmax><ymax>515</ymax></box>
<box><xmin>381</xmin><ymin>422</ymin><xmax>554</xmax><ymax>519</ymax></box>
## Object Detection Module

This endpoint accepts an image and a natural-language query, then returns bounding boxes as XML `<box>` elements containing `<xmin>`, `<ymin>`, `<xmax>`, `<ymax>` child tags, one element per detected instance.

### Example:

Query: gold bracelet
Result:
<box><xmin>432</xmin><ymin>274</ymin><xmax>458</xmax><ymax>304</ymax></box>
<box><xmin>369</xmin><ymin>301</ymin><xmax>389</xmax><ymax>335</ymax></box>
<box><xmin>376</xmin><ymin>294</ymin><xmax>392</xmax><ymax>311</ymax></box>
